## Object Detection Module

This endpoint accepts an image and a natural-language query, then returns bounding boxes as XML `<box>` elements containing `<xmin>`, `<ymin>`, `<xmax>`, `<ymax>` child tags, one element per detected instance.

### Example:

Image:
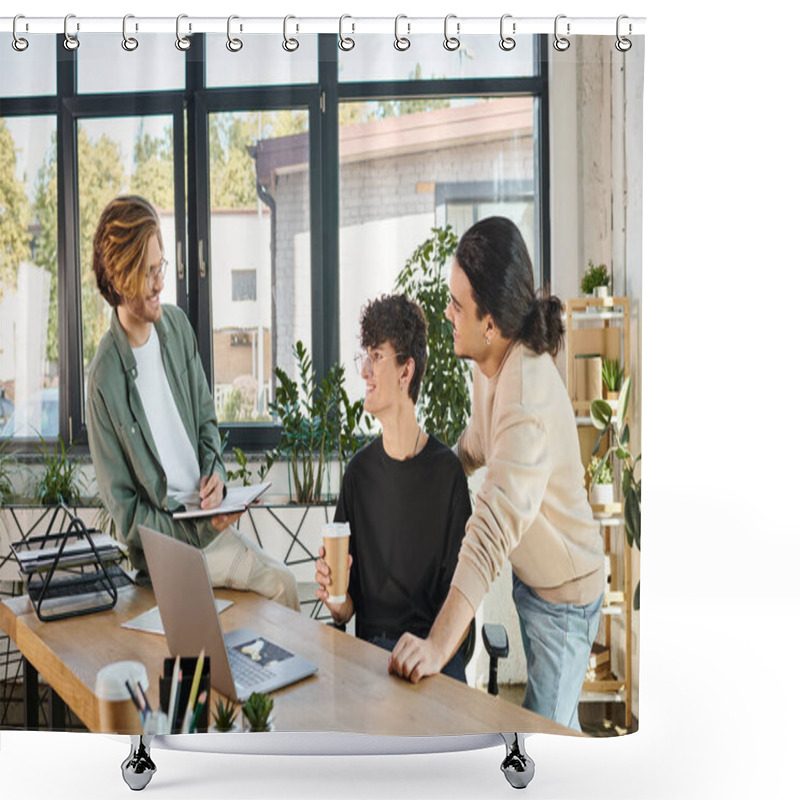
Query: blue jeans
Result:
<box><xmin>369</xmin><ymin>636</ymin><xmax>467</xmax><ymax>683</ymax></box>
<box><xmin>512</xmin><ymin>573</ymin><xmax>603</xmax><ymax>732</ymax></box>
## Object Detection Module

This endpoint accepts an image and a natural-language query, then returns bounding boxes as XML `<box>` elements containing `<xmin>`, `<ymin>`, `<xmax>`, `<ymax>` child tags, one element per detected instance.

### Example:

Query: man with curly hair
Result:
<box><xmin>314</xmin><ymin>294</ymin><xmax>472</xmax><ymax>681</ymax></box>
<box><xmin>86</xmin><ymin>195</ymin><xmax>299</xmax><ymax>610</ymax></box>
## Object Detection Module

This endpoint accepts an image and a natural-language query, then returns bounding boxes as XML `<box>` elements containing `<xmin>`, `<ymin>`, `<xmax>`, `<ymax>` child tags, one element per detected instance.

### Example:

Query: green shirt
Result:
<box><xmin>86</xmin><ymin>304</ymin><xmax>227</xmax><ymax>579</ymax></box>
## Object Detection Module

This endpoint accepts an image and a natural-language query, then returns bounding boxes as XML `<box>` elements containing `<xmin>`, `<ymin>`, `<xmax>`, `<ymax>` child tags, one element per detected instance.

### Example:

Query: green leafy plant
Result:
<box><xmin>241</xmin><ymin>691</ymin><xmax>274</xmax><ymax>732</ymax></box>
<box><xmin>268</xmin><ymin>341</ymin><xmax>372</xmax><ymax>504</ymax></box>
<box><xmin>590</xmin><ymin>377</ymin><xmax>641</xmax><ymax>609</ymax></box>
<box><xmin>0</xmin><ymin>440</ymin><xmax>15</xmax><ymax>505</ymax></box>
<box><xmin>212</xmin><ymin>696</ymin><xmax>238</xmax><ymax>732</ymax></box>
<box><xmin>581</xmin><ymin>260</ymin><xmax>610</xmax><ymax>295</ymax></box>
<box><xmin>34</xmin><ymin>434</ymin><xmax>85</xmax><ymax>506</ymax></box>
<box><xmin>601</xmin><ymin>358</ymin><xmax>624</xmax><ymax>393</ymax></box>
<box><xmin>395</xmin><ymin>225</ymin><xmax>471</xmax><ymax>446</ymax></box>
<box><xmin>587</xmin><ymin>455</ymin><xmax>613</xmax><ymax>485</ymax></box>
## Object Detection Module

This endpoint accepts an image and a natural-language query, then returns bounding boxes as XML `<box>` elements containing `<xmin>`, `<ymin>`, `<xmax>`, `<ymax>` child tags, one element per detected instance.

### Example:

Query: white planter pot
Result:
<box><xmin>593</xmin><ymin>285</ymin><xmax>609</xmax><ymax>299</ymax></box>
<box><xmin>590</xmin><ymin>482</ymin><xmax>615</xmax><ymax>506</ymax></box>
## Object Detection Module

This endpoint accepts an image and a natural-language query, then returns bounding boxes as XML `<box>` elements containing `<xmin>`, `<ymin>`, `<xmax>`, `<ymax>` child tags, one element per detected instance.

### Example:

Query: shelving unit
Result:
<box><xmin>565</xmin><ymin>296</ymin><xmax>633</xmax><ymax>728</ymax></box>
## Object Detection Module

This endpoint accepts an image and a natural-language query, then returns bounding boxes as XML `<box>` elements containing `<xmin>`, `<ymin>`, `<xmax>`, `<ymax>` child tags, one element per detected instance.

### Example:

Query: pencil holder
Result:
<box><xmin>159</xmin><ymin>656</ymin><xmax>211</xmax><ymax>733</ymax></box>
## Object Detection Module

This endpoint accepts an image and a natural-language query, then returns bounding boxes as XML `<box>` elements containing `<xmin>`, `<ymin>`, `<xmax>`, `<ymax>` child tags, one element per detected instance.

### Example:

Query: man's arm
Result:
<box><xmin>86</xmin><ymin>383</ymin><xmax>200</xmax><ymax>557</ymax></box>
<box><xmin>388</xmin><ymin>586</ymin><xmax>474</xmax><ymax>683</ymax></box>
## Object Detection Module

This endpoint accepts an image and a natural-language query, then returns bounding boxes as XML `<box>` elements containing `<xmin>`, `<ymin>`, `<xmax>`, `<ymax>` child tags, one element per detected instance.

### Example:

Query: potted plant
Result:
<box><xmin>581</xmin><ymin>260</ymin><xmax>611</xmax><ymax>300</ymax></box>
<box><xmin>587</xmin><ymin>455</ymin><xmax>614</xmax><ymax>508</ymax></box>
<box><xmin>211</xmin><ymin>696</ymin><xmax>241</xmax><ymax>733</ymax></box>
<box><xmin>241</xmin><ymin>690</ymin><xmax>274</xmax><ymax>732</ymax></box>
<box><xmin>395</xmin><ymin>225</ymin><xmax>472</xmax><ymax>446</ymax></box>
<box><xmin>34</xmin><ymin>434</ymin><xmax>86</xmax><ymax>506</ymax></box>
<box><xmin>590</xmin><ymin>377</ymin><xmax>641</xmax><ymax>610</ymax></box>
<box><xmin>267</xmin><ymin>341</ymin><xmax>371</xmax><ymax>505</ymax></box>
<box><xmin>0</xmin><ymin>440</ymin><xmax>14</xmax><ymax>507</ymax></box>
<box><xmin>601</xmin><ymin>358</ymin><xmax>625</xmax><ymax>401</ymax></box>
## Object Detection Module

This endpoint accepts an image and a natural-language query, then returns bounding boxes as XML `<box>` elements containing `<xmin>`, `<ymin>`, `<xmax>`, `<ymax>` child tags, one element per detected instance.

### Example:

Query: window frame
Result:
<box><xmin>0</xmin><ymin>33</ymin><xmax>549</xmax><ymax>454</ymax></box>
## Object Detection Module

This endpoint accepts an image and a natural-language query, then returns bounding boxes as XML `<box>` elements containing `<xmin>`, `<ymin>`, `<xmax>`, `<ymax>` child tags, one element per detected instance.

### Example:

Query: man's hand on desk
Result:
<box><xmin>388</xmin><ymin>634</ymin><xmax>446</xmax><ymax>683</ymax></box>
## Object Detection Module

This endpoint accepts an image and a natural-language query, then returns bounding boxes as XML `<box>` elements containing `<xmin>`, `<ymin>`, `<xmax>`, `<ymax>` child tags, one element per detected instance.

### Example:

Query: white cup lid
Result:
<box><xmin>322</xmin><ymin>522</ymin><xmax>350</xmax><ymax>538</ymax></box>
<box><xmin>95</xmin><ymin>660</ymin><xmax>149</xmax><ymax>701</ymax></box>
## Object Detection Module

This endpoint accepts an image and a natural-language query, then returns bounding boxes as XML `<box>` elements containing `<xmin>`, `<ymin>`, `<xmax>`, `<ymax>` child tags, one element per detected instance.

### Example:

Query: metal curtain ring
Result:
<box><xmin>122</xmin><ymin>14</ymin><xmax>138</xmax><ymax>51</ymax></box>
<box><xmin>176</xmin><ymin>13</ymin><xmax>191</xmax><ymax>51</ymax></box>
<box><xmin>499</xmin><ymin>14</ymin><xmax>516</xmax><ymax>51</ymax></box>
<box><xmin>339</xmin><ymin>14</ymin><xmax>355</xmax><ymax>51</ymax></box>
<box><xmin>283</xmin><ymin>15</ymin><xmax>299</xmax><ymax>52</ymax></box>
<box><xmin>615</xmin><ymin>15</ymin><xmax>632</xmax><ymax>52</ymax></box>
<box><xmin>12</xmin><ymin>15</ymin><xmax>29</xmax><ymax>51</ymax></box>
<box><xmin>63</xmin><ymin>13</ymin><xmax>79</xmax><ymax>51</ymax></box>
<box><xmin>443</xmin><ymin>13</ymin><xmax>460</xmax><ymax>51</ymax></box>
<box><xmin>394</xmin><ymin>15</ymin><xmax>410</xmax><ymax>51</ymax></box>
<box><xmin>553</xmin><ymin>14</ymin><xmax>570</xmax><ymax>51</ymax></box>
<box><xmin>226</xmin><ymin>15</ymin><xmax>243</xmax><ymax>52</ymax></box>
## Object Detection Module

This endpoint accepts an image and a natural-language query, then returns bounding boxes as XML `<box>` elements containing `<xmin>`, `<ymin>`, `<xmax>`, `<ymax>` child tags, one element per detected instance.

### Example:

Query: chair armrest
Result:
<box><xmin>481</xmin><ymin>623</ymin><xmax>509</xmax><ymax>659</ymax></box>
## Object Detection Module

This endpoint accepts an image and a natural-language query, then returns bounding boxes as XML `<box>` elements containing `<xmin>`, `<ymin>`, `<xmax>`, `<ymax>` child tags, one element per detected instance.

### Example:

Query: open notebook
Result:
<box><xmin>172</xmin><ymin>481</ymin><xmax>271</xmax><ymax>520</ymax></box>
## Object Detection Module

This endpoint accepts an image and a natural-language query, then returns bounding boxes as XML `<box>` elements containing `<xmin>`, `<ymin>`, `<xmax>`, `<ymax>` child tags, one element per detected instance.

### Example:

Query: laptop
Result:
<box><xmin>138</xmin><ymin>525</ymin><xmax>317</xmax><ymax>701</ymax></box>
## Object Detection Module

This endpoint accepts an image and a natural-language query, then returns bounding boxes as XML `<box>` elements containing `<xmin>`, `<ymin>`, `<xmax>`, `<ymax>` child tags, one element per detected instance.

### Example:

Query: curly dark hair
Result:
<box><xmin>359</xmin><ymin>294</ymin><xmax>428</xmax><ymax>404</ymax></box>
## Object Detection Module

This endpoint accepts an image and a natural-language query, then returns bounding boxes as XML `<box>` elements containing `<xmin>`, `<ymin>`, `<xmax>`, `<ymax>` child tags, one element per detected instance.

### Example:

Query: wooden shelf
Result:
<box><xmin>568</xmin><ymin>296</ymin><xmax>634</xmax><ymax>729</ymax></box>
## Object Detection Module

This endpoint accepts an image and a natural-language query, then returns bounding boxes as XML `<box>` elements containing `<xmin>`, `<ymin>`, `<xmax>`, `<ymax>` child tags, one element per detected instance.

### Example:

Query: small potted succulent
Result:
<box><xmin>587</xmin><ymin>455</ymin><xmax>614</xmax><ymax>508</ymax></box>
<box><xmin>601</xmin><ymin>358</ymin><xmax>625</xmax><ymax>401</ymax></box>
<box><xmin>581</xmin><ymin>260</ymin><xmax>611</xmax><ymax>300</ymax></box>
<box><xmin>241</xmin><ymin>691</ymin><xmax>274</xmax><ymax>732</ymax></box>
<box><xmin>211</xmin><ymin>697</ymin><xmax>241</xmax><ymax>733</ymax></box>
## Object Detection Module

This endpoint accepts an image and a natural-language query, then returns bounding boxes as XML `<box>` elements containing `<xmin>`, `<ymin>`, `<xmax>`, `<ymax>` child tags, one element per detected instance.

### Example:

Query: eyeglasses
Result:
<box><xmin>147</xmin><ymin>258</ymin><xmax>168</xmax><ymax>285</ymax></box>
<box><xmin>354</xmin><ymin>349</ymin><xmax>408</xmax><ymax>376</ymax></box>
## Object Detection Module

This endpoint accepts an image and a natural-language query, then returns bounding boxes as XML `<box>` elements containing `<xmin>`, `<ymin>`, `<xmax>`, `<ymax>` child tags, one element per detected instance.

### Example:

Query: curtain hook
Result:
<box><xmin>283</xmin><ymin>15</ymin><xmax>299</xmax><ymax>52</ymax></box>
<box><xmin>122</xmin><ymin>14</ymin><xmax>138</xmax><ymax>52</ymax></box>
<box><xmin>226</xmin><ymin>15</ymin><xmax>243</xmax><ymax>52</ymax></box>
<box><xmin>12</xmin><ymin>15</ymin><xmax>29</xmax><ymax>52</ymax></box>
<box><xmin>443</xmin><ymin>13</ymin><xmax>460</xmax><ymax>52</ymax></box>
<box><xmin>553</xmin><ymin>14</ymin><xmax>570</xmax><ymax>52</ymax></box>
<box><xmin>339</xmin><ymin>14</ymin><xmax>355</xmax><ymax>51</ymax></box>
<box><xmin>499</xmin><ymin>14</ymin><xmax>516</xmax><ymax>51</ymax></box>
<box><xmin>176</xmin><ymin>13</ymin><xmax>191</xmax><ymax>51</ymax></box>
<box><xmin>63</xmin><ymin>13</ymin><xmax>79</xmax><ymax>51</ymax></box>
<box><xmin>615</xmin><ymin>15</ymin><xmax>632</xmax><ymax>52</ymax></box>
<box><xmin>394</xmin><ymin>14</ymin><xmax>411</xmax><ymax>51</ymax></box>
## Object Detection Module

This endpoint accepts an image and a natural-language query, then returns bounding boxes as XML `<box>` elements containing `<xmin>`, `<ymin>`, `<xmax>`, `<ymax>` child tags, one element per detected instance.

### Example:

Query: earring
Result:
<box><xmin>485</xmin><ymin>338</ymin><xmax>490</xmax><ymax>345</ymax></box>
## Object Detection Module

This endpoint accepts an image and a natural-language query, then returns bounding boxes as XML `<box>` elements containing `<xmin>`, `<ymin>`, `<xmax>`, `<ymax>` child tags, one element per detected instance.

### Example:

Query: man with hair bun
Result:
<box><xmin>86</xmin><ymin>195</ymin><xmax>299</xmax><ymax>610</ymax></box>
<box><xmin>390</xmin><ymin>217</ymin><xmax>604</xmax><ymax>731</ymax></box>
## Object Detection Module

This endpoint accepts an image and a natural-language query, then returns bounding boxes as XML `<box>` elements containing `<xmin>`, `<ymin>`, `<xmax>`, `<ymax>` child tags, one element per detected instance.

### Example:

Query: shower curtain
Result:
<box><xmin>0</xmin><ymin>9</ymin><xmax>645</xmax><ymax>788</ymax></box>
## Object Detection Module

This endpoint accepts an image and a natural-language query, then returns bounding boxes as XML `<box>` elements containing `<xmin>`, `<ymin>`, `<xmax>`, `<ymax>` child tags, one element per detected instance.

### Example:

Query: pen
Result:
<box><xmin>167</xmin><ymin>656</ymin><xmax>180</xmax><ymax>733</ymax></box>
<box><xmin>136</xmin><ymin>680</ymin><xmax>151</xmax><ymax>715</ymax></box>
<box><xmin>182</xmin><ymin>649</ymin><xmax>205</xmax><ymax>734</ymax></box>
<box><xmin>189</xmin><ymin>690</ymin><xmax>207</xmax><ymax>733</ymax></box>
<box><xmin>201</xmin><ymin>453</ymin><xmax>220</xmax><ymax>503</ymax></box>
<box><xmin>125</xmin><ymin>679</ymin><xmax>144</xmax><ymax>722</ymax></box>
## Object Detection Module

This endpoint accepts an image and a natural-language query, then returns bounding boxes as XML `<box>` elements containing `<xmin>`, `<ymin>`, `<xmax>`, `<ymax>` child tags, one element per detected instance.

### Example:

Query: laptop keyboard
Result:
<box><xmin>227</xmin><ymin>640</ymin><xmax>292</xmax><ymax>690</ymax></box>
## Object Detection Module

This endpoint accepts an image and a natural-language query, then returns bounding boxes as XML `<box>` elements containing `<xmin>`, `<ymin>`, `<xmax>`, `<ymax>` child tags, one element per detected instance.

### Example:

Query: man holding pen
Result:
<box><xmin>86</xmin><ymin>195</ymin><xmax>299</xmax><ymax>610</ymax></box>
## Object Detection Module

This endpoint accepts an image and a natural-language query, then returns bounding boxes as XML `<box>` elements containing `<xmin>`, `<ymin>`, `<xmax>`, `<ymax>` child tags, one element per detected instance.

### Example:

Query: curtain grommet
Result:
<box><xmin>443</xmin><ymin>13</ymin><xmax>460</xmax><ymax>51</ymax></box>
<box><xmin>63</xmin><ymin>13</ymin><xmax>80</xmax><ymax>51</ymax></box>
<box><xmin>394</xmin><ymin>15</ymin><xmax>411</xmax><ymax>51</ymax></box>
<box><xmin>499</xmin><ymin>14</ymin><xmax>516</xmax><ymax>51</ymax></box>
<box><xmin>226</xmin><ymin>15</ymin><xmax>243</xmax><ymax>52</ymax></box>
<box><xmin>12</xmin><ymin>15</ymin><xmax>29</xmax><ymax>52</ymax></box>
<box><xmin>176</xmin><ymin>14</ymin><xmax>191</xmax><ymax>51</ymax></box>
<box><xmin>615</xmin><ymin>15</ymin><xmax>632</xmax><ymax>52</ymax></box>
<box><xmin>339</xmin><ymin>14</ymin><xmax>355</xmax><ymax>51</ymax></box>
<box><xmin>283</xmin><ymin>15</ymin><xmax>299</xmax><ymax>52</ymax></box>
<box><xmin>553</xmin><ymin>14</ymin><xmax>570</xmax><ymax>52</ymax></box>
<box><xmin>122</xmin><ymin>14</ymin><xmax>138</xmax><ymax>52</ymax></box>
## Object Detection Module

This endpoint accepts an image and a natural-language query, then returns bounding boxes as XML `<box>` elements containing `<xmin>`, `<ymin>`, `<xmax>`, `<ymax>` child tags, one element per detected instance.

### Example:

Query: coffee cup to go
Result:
<box><xmin>322</xmin><ymin>522</ymin><xmax>351</xmax><ymax>604</ymax></box>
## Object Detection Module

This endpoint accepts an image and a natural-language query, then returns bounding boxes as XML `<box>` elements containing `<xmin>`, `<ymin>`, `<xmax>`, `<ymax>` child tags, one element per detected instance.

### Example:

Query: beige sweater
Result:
<box><xmin>451</xmin><ymin>341</ymin><xmax>604</xmax><ymax>610</ymax></box>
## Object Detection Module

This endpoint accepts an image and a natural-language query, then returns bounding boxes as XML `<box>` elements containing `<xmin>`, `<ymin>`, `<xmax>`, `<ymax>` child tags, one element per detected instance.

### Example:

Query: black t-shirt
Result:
<box><xmin>334</xmin><ymin>434</ymin><xmax>472</xmax><ymax>642</ymax></box>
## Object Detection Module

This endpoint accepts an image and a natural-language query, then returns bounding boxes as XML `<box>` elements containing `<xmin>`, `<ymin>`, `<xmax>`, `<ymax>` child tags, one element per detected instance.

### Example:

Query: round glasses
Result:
<box><xmin>354</xmin><ymin>350</ymin><xmax>408</xmax><ymax>376</ymax></box>
<box><xmin>147</xmin><ymin>258</ymin><xmax>168</xmax><ymax>285</ymax></box>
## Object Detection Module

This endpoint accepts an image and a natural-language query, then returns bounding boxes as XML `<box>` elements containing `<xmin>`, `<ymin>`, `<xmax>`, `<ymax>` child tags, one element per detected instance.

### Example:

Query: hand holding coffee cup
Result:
<box><xmin>316</xmin><ymin>522</ymin><xmax>352</xmax><ymax>621</ymax></box>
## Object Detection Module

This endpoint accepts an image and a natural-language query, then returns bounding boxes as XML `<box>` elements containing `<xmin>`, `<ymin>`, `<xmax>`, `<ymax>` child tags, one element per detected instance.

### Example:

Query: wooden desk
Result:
<box><xmin>0</xmin><ymin>585</ymin><xmax>579</xmax><ymax>738</ymax></box>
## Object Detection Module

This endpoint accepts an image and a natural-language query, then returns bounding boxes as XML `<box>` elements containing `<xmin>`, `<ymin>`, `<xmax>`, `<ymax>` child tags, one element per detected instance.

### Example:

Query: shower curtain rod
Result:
<box><xmin>1</xmin><ymin>15</ymin><xmax>646</xmax><ymax>38</ymax></box>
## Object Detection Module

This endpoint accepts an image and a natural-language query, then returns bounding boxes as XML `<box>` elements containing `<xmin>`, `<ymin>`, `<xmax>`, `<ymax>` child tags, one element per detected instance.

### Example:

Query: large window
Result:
<box><xmin>0</xmin><ymin>33</ymin><xmax>547</xmax><ymax>450</ymax></box>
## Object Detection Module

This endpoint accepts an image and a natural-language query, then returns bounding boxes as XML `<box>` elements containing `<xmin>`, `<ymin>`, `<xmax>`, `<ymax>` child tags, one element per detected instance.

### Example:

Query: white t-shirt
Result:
<box><xmin>132</xmin><ymin>327</ymin><xmax>201</xmax><ymax>497</ymax></box>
